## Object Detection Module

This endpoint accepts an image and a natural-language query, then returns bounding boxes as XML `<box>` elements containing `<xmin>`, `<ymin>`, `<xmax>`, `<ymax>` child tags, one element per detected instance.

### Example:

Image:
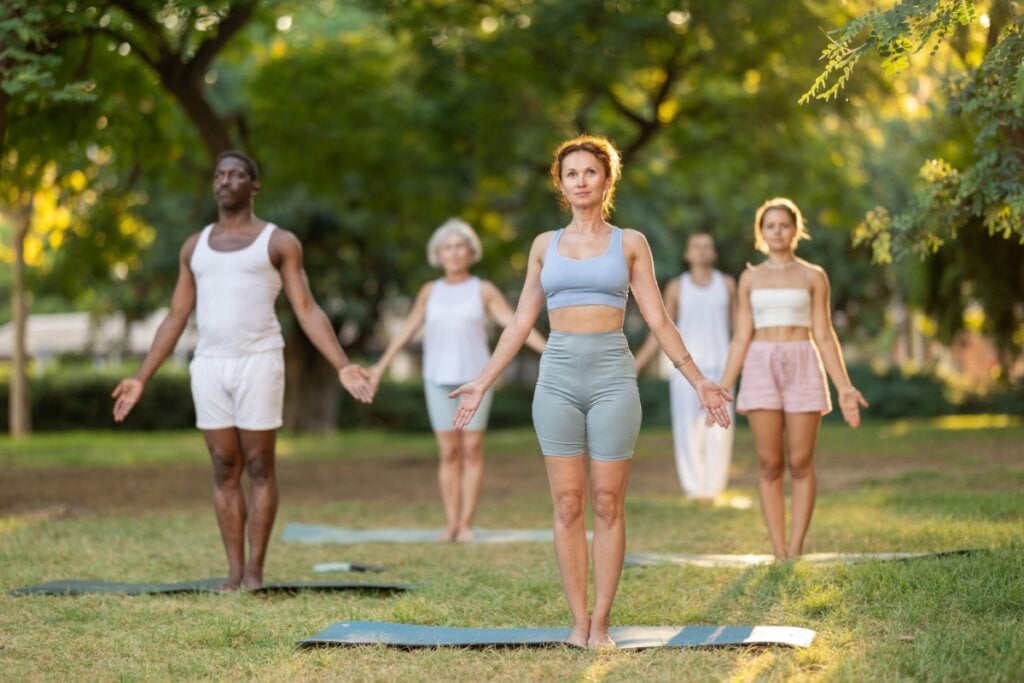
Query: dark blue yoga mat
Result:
<box><xmin>298</xmin><ymin>620</ymin><xmax>816</xmax><ymax>649</ymax></box>
<box><xmin>11</xmin><ymin>579</ymin><xmax>411</xmax><ymax>596</ymax></box>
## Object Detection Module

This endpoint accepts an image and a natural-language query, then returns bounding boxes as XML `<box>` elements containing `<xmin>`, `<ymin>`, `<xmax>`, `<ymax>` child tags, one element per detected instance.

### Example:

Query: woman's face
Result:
<box><xmin>437</xmin><ymin>232</ymin><xmax>473</xmax><ymax>275</ymax></box>
<box><xmin>560</xmin><ymin>150</ymin><xmax>610</xmax><ymax>212</ymax></box>
<box><xmin>760</xmin><ymin>207</ymin><xmax>798</xmax><ymax>253</ymax></box>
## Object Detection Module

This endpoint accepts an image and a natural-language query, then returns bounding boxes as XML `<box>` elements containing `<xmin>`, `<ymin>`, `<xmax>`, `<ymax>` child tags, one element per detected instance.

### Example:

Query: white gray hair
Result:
<box><xmin>426</xmin><ymin>218</ymin><xmax>483</xmax><ymax>268</ymax></box>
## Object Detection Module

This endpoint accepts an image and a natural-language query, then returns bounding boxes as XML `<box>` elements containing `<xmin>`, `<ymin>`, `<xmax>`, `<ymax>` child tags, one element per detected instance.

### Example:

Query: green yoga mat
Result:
<box><xmin>11</xmin><ymin>578</ymin><xmax>411</xmax><ymax>596</ymax></box>
<box><xmin>299</xmin><ymin>620</ymin><xmax>816</xmax><ymax>649</ymax></box>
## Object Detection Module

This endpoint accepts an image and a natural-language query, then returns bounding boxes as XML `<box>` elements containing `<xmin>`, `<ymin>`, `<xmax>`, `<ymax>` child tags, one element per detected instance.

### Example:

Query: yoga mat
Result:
<box><xmin>284</xmin><ymin>523</ymin><xmax>590</xmax><ymax>545</ymax></box>
<box><xmin>312</xmin><ymin>562</ymin><xmax>386</xmax><ymax>573</ymax></box>
<box><xmin>11</xmin><ymin>578</ymin><xmax>411</xmax><ymax>596</ymax></box>
<box><xmin>298</xmin><ymin>620</ymin><xmax>816</xmax><ymax>649</ymax></box>
<box><xmin>625</xmin><ymin>549</ymin><xmax>978</xmax><ymax>568</ymax></box>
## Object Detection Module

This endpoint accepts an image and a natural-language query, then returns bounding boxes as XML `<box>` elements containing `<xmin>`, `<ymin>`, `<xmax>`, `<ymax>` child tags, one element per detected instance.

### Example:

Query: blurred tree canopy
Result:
<box><xmin>803</xmin><ymin>0</ymin><xmax>1024</xmax><ymax>368</ymax></box>
<box><xmin>13</xmin><ymin>0</ymin><xmax>1020</xmax><ymax>430</ymax></box>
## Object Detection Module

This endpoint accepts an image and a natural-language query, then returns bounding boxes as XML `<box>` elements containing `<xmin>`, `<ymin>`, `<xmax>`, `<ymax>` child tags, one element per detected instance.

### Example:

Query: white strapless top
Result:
<box><xmin>750</xmin><ymin>288</ymin><xmax>811</xmax><ymax>329</ymax></box>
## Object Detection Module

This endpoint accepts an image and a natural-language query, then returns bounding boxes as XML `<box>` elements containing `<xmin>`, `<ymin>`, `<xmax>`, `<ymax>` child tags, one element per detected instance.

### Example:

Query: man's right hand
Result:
<box><xmin>112</xmin><ymin>378</ymin><xmax>144</xmax><ymax>422</ymax></box>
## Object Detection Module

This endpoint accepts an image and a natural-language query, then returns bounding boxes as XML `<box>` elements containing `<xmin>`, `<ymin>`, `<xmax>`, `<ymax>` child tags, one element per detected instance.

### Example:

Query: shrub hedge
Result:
<box><xmin>0</xmin><ymin>364</ymin><xmax>1019</xmax><ymax>432</ymax></box>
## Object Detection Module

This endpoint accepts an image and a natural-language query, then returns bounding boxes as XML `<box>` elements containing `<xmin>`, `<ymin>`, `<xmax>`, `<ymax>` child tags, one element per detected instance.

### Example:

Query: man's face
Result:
<box><xmin>212</xmin><ymin>156</ymin><xmax>258</xmax><ymax>211</ymax></box>
<box><xmin>685</xmin><ymin>234</ymin><xmax>716</xmax><ymax>268</ymax></box>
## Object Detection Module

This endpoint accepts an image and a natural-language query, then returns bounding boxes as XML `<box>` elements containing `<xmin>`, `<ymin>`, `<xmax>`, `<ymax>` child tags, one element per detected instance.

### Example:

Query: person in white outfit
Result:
<box><xmin>369</xmin><ymin>218</ymin><xmax>546</xmax><ymax>542</ymax></box>
<box><xmin>635</xmin><ymin>232</ymin><xmax>737</xmax><ymax>502</ymax></box>
<box><xmin>113</xmin><ymin>151</ymin><xmax>374</xmax><ymax>590</ymax></box>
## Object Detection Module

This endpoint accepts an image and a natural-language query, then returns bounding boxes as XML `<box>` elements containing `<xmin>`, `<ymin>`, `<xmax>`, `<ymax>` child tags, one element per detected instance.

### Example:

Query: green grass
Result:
<box><xmin>1</xmin><ymin>420</ymin><xmax>1022</xmax><ymax>681</ymax></box>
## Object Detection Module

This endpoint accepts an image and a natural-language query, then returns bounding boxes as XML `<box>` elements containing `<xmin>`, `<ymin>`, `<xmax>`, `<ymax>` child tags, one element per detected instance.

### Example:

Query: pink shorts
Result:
<box><xmin>736</xmin><ymin>340</ymin><xmax>832</xmax><ymax>415</ymax></box>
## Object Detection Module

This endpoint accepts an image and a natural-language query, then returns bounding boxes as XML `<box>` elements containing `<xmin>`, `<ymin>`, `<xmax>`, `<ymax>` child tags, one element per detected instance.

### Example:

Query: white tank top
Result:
<box><xmin>677</xmin><ymin>270</ymin><xmax>731</xmax><ymax>369</ymax></box>
<box><xmin>191</xmin><ymin>223</ymin><xmax>284</xmax><ymax>357</ymax></box>
<box><xmin>750</xmin><ymin>288</ymin><xmax>812</xmax><ymax>329</ymax></box>
<box><xmin>422</xmin><ymin>276</ymin><xmax>490</xmax><ymax>385</ymax></box>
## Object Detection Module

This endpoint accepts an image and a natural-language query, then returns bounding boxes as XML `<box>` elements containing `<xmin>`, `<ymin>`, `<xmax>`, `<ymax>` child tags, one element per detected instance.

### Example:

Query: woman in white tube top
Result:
<box><xmin>719</xmin><ymin>197</ymin><xmax>867</xmax><ymax>560</ymax></box>
<box><xmin>369</xmin><ymin>218</ymin><xmax>546</xmax><ymax>542</ymax></box>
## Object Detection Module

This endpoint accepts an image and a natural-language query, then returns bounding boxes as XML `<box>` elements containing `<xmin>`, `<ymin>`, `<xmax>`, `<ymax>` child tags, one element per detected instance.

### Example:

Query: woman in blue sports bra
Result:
<box><xmin>719</xmin><ymin>197</ymin><xmax>868</xmax><ymax>561</ymax></box>
<box><xmin>451</xmin><ymin>134</ymin><xmax>733</xmax><ymax>649</ymax></box>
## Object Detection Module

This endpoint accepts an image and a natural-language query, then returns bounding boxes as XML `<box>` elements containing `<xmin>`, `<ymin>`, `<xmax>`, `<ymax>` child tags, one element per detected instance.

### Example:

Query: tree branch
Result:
<box><xmin>187</xmin><ymin>0</ymin><xmax>259</xmax><ymax>82</ymax></box>
<box><xmin>107</xmin><ymin>0</ymin><xmax>170</xmax><ymax>45</ymax></box>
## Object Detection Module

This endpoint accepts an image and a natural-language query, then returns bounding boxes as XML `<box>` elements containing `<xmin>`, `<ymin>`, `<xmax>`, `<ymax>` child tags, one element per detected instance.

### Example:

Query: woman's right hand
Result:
<box><xmin>695</xmin><ymin>378</ymin><xmax>734</xmax><ymax>429</ymax></box>
<box><xmin>112</xmin><ymin>378</ymin><xmax>144</xmax><ymax>422</ymax></box>
<box><xmin>449</xmin><ymin>379</ymin><xmax>486</xmax><ymax>430</ymax></box>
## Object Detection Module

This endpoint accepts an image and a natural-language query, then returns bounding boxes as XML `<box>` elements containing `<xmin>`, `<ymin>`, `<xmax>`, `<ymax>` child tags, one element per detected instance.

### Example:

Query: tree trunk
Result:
<box><xmin>9</xmin><ymin>198</ymin><xmax>32</xmax><ymax>437</ymax></box>
<box><xmin>282</xmin><ymin>326</ymin><xmax>340</xmax><ymax>433</ymax></box>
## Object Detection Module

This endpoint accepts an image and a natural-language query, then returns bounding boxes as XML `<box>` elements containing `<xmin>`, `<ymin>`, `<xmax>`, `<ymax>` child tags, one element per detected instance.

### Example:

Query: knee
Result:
<box><xmin>462</xmin><ymin>440</ymin><xmax>484</xmax><ymax>464</ymax></box>
<box><xmin>591</xmin><ymin>489</ymin><xmax>624</xmax><ymax>526</ymax></box>
<box><xmin>244</xmin><ymin>452</ymin><xmax>276</xmax><ymax>485</ymax></box>
<box><xmin>210</xmin><ymin>452</ymin><xmax>242</xmax><ymax>488</ymax></box>
<box><xmin>789</xmin><ymin>456</ymin><xmax>815</xmax><ymax>480</ymax></box>
<box><xmin>552</xmin><ymin>490</ymin><xmax>585</xmax><ymax>527</ymax></box>
<box><xmin>759</xmin><ymin>458</ymin><xmax>785</xmax><ymax>481</ymax></box>
<box><xmin>438</xmin><ymin>443</ymin><xmax>461</xmax><ymax>465</ymax></box>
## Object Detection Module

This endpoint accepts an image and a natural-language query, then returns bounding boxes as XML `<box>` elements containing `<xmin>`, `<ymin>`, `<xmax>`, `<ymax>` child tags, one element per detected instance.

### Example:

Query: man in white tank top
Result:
<box><xmin>112</xmin><ymin>152</ymin><xmax>374</xmax><ymax>591</ymax></box>
<box><xmin>635</xmin><ymin>232</ymin><xmax>737</xmax><ymax>501</ymax></box>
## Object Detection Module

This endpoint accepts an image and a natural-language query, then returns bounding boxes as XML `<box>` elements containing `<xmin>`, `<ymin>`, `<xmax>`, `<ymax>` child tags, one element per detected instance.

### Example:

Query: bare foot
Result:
<box><xmin>455</xmin><ymin>527</ymin><xmax>475</xmax><ymax>543</ymax></box>
<box><xmin>241</xmin><ymin>571</ymin><xmax>264</xmax><ymax>591</ymax></box>
<box><xmin>587</xmin><ymin>632</ymin><xmax>616</xmax><ymax>650</ymax></box>
<box><xmin>216</xmin><ymin>579</ymin><xmax>242</xmax><ymax>593</ymax></box>
<box><xmin>564</xmin><ymin>624</ymin><xmax>589</xmax><ymax>648</ymax></box>
<box><xmin>437</xmin><ymin>529</ymin><xmax>457</xmax><ymax>542</ymax></box>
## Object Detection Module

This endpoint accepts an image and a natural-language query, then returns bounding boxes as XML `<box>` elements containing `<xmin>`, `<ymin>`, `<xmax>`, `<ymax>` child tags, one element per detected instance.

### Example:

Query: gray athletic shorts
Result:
<box><xmin>425</xmin><ymin>380</ymin><xmax>493</xmax><ymax>432</ymax></box>
<box><xmin>532</xmin><ymin>331</ymin><xmax>642</xmax><ymax>460</ymax></box>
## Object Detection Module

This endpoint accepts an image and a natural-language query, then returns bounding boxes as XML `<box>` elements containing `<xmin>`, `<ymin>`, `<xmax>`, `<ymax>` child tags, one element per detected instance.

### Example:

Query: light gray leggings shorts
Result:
<box><xmin>532</xmin><ymin>330</ymin><xmax>643</xmax><ymax>461</ymax></box>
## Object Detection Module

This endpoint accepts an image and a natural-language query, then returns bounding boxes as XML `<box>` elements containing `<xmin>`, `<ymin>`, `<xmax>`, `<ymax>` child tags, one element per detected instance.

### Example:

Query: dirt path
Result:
<box><xmin>4</xmin><ymin>426</ymin><xmax>1019</xmax><ymax>518</ymax></box>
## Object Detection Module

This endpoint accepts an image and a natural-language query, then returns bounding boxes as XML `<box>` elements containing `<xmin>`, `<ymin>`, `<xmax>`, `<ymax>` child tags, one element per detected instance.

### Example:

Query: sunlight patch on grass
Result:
<box><xmin>930</xmin><ymin>414</ymin><xmax>1020</xmax><ymax>430</ymax></box>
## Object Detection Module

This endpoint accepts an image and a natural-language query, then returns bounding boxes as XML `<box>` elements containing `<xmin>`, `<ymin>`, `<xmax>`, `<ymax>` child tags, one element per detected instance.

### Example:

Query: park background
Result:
<box><xmin>1</xmin><ymin>1</ymin><xmax>1022</xmax><ymax>681</ymax></box>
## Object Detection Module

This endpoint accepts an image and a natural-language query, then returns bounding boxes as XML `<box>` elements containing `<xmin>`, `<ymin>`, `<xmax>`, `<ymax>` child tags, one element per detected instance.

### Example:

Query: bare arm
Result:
<box><xmin>724</xmin><ymin>273</ymin><xmax>738</xmax><ymax>337</ymax></box>
<box><xmin>368</xmin><ymin>283</ymin><xmax>432</xmax><ymax>389</ymax></box>
<box><xmin>810</xmin><ymin>267</ymin><xmax>867</xmax><ymax>427</ymax></box>
<box><xmin>719</xmin><ymin>270</ymin><xmax>753</xmax><ymax>390</ymax></box>
<box><xmin>274</xmin><ymin>229</ymin><xmax>373</xmax><ymax>403</ymax></box>
<box><xmin>450</xmin><ymin>235</ymin><xmax>549</xmax><ymax>429</ymax></box>
<box><xmin>112</xmin><ymin>235</ymin><xmax>199</xmax><ymax>422</ymax></box>
<box><xmin>634</xmin><ymin>276</ymin><xmax>678</xmax><ymax>373</ymax></box>
<box><xmin>624</xmin><ymin>230</ymin><xmax>732</xmax><ymax>428</ymax></box>
<box><xmin>480</xmin><ymin>279</ymin><xmax>546</xmax><ymax>354</ymax></box>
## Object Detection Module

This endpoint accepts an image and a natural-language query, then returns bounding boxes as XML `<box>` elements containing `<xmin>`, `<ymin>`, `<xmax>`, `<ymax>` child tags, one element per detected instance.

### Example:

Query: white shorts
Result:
<box><xmin>189</xmin><ymin>350</ymin><xmax>285</xmax><ymax>431</ymax></box>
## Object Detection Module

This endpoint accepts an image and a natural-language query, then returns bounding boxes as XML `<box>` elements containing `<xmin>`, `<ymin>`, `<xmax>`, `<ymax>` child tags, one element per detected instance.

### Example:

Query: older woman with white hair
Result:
<box><xmin>370</xmin><ymin>218</ymin><xmax>546</xmax><ymax>542</ymax></box>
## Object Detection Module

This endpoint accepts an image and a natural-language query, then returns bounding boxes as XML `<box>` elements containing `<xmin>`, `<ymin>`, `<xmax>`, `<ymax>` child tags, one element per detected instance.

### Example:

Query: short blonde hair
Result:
<box><xmin>753</xmin><ymin>197</ymin><xmax>811</xmax><ymax>254</ymax></box>
<box><xmin>550</xmin><ymin>134</ymin><xmax>623</xmax><ymax>219</ymax></box>
<box><xmin>426</xmin><ymin>218</ymin><xmax>483</xmax><ymax>268</ymax></box>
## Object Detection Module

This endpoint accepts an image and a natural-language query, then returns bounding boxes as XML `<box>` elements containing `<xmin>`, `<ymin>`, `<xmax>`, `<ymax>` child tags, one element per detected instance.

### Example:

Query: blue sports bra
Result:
<box><xmin>540</xmin><ymin>227</ymin><xmax>630</xmax><ymax>310</ymax></box>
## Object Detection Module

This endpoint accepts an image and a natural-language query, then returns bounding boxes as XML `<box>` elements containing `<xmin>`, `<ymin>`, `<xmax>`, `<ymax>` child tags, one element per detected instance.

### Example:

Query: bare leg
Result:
<box><xmin>783</xmin><ymin>412</ymin><xmax>821</xmax><ymax>558</ymax></box>
<box><xmin>747</xmin><ymin>410</ymin><xmax>788</xmax><ymax>560</ymax></box>
<box><xmin>455</xmin><ymin>430</ymin><xmax>485</xmax><ymax>542</ymax></box>
<box><xmin>588</xmin><ymin>458</ymin><xmax>631</xmax><ymax>649</ymax></box>
<box><xmin>238</xmin><ymin>429</ymin><xmax>278</xmax><ymax>590</ymax></box>
<box><xmin>545</xmin><ymin>454</ymin><xmax>589</xmax><ymax>647</ymax></box>
<box><xmin>203</xmin><ymin>428</ymin><xmax>246</xmax><ymax>590</ymax></box>
<box><xmin>434</xmin><ymin>430</ymin><xmax>462</xmax><ymax>541</ymax></box>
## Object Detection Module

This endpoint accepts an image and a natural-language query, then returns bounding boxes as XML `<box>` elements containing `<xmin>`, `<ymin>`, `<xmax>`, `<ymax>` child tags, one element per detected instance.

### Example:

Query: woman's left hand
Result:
<box><xmin>839</xmin><ymin>386</ymin><xmax>869</xmax><ymax>428</ymax></box>
<box><xmin>695</xmin><ymin>378</ymin><xmax>733</xmax><ymax>429</ymax></box>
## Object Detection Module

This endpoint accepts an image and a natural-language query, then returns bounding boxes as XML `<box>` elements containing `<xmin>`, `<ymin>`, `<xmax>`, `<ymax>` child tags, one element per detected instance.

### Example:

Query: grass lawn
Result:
<box><xmin>0</xmin><ymin>419</ymin><xmax>1022</xmax><ymax>681</ymax></box>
